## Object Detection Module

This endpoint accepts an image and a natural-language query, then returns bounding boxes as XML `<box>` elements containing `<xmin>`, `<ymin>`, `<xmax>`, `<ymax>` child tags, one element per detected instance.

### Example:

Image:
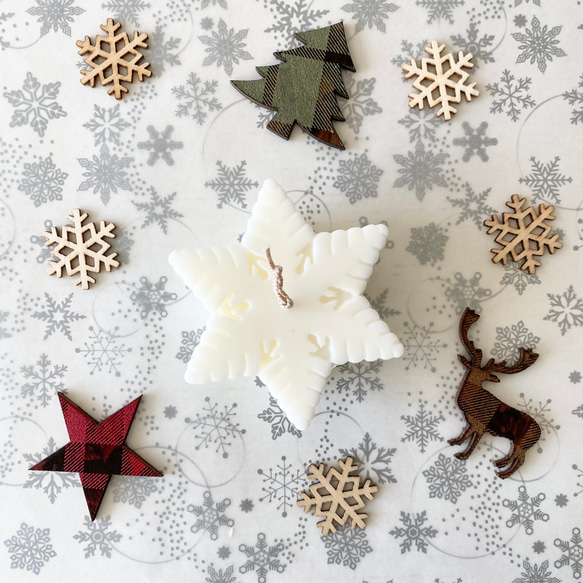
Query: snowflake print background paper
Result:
<box><xmin>0</xmin><ymin>1</ymin><xmax>582</xmax><ymax>582</ymax></box>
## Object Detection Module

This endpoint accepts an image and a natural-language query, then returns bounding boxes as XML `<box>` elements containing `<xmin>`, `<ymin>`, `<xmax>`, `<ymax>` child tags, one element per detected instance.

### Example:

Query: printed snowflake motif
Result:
<box><xmin>164</xmin><ymin>405</ymin><xmax>177</xmax><ymax>419</ymax></box>
<box><xmin>187</xmin><ymin>397</ymin><xmax>246</xmax><ymax>459</ymax></box>
<box><xmin>555</xmin><ymin>494</ymin><xmax>569</xmax><ymax>507</ymax></box>
<box><xmin>148</xmin><ymin>25</ymin><xmax>181</xmax><ymax>73</ymax></box>
<box><xmin>500</xmin><ymin>260</ymin><xmax>541</xmax><ymax>296</ymax></box>
<box><xmin>258</xmin><ymin>395</ymin><xmax>303</xmax><ymax>440</ymax></box>
<box><xmin>112</xmin><ymin>476</ymin><xmax>158</xmax><ymax>508</ymax></box>
<box><xmin>452</xmin><ymin>122</ymin><xmax>498</xmax><ymax>162</ymax></box>
<box><xmin>447</xmin><ymin>183</ymin><xmax>495</xmax><ymax>229</ymax></box>
<box><xmin>83</xmin><ymin>104</ymin><xmax>130</xmax><ymax>147</ymax></box>
<box><xmin>217</xmin><ymin>546</ymin><xmax>231</xmax><ymax>559</ymax></box>
<box><xmin>503</xmin><ymin>485</ymin><xmax>549</xmax><ymax>535</ymax></box>
<box><xmin>0</xmin><ymin>311</ymin><xmax>11</xmax><ymax>338</ymax></box>
<box><xmin>176</xmin><ymin>328</ymin><xmax>205</xmax><ymax>363</ymax></box>
<box><xmin>240</xmin><ymin>499</ymin><xmax>254</xmax><ymax>513</ymax></box>
<box><xmin>322</xmin><ymin>527</ymin><xmax>373</xmax><ymax>570</ymax></box>
<box><xmin>133</xmin><ymin>188</ymin><xmax>184</xmax><ymax>234</ymax></box>
<box><xmin>451</xmin><ymin>21</ymin><xmax>495</xmax><ymax>67</ymax></box>
<box><xmin>75</xmin><ymin>326</ymin><xmax>131</xmax><ymax>377</ymax></box>
<box><xmin>73</xmin><ymin>515</ymin><xmax>122</xmax><ymax>558</ymax></box>
<box><xmin>339</xmin><ymin>432</ymin><xmax>396</xmax><ymax>484</ymax></box>
<box><xmin>365</xmin><ymin>288</ymin><xmax>401</xmax><ymax>320</ymax></box>
<box><xmin>554</xmin><ymin>527</ymin><xmax>583</xmax><ymax>579</ymax></box>
<box><xmin>533</xmin><ymin>541</ymin><xmax>547</xmax><ymax>554</ymax></box>
<box><xmin>416</xmin><ymin>0</ymin><xmax>464</xmax><ymax>24</ymax></box>
<box><xmin>444</xmin><ymin>271</ymin><xmax>492</xmax><ymax>314</ymax></box>
<box><xmin>406</xmin><ymin>222</ymin><xmax>448</xmax><ymax>266</ymax></box>
<box><xmin>544</xmin><ymin>285</ymin><xmax>583</xmax><ymax>336</ymax></box>
<box><xmin>333</xmin><ymin>153</ymin><xmax>383</xmax><ymax>204</ymax></box>
<box><xmin>199</xmin><ymin>19</ymin><xmax>252</xmax><ymax>76</ymax></box>
<box><xmin>32</xmin><ymin>292</ymin><xmax>86</xmax><ymax>341</ymax></box>
<box><xmin>515</xmin><ymin>14</ymin><xmax>528</xmax><ymax>29</ymax></box>
<box><xmin>570</xmin><ymin>371</ymin><xmax>582</xmax><ymax>384</ymax></box>
<box><xmin>0</xmin><ymin>13</ymin><xmax>14</xmax><ymax>50</ymax></box>
<box><xmin>201</xmin><ymin>0</ymin><xmax>227</xmax><ymax>7</ymax></box>
<box><xmin>27</xmin><ymin>0</ymin><xmax>84</xmax><ymax>36</ymax></box>
<box><xmin>335</xmin><ymin>360</ymin><xmax>384</xmax><ymax>403</ymax></box>
<box><xmin>260</xmin><ymin>0</ymin><xmax>329</xmax><ymax>45</ymax></box>
<box><xmin>172</xmin><ymin>72</ymin><xmax>222</xmax><ymax>125</ymax></box>
<box><xmin>206</xmin><ymin>564</ymin><xmax>238</xmax><ymax>583</ymax></box>
<box><xmin>137</xmin><ymin>125</ymin><xmax>183</xmax><ymax>166</ymax></box>
<box><xmin>563</xmin><ymin>73</ymin><xmax>583</xmax><ymax>125</ymax></box>
<box><xmin>3</xmin><ymin>72</ymin><xmax>66</xmax><ymax>137</ymax></box>
<box><xmin>513</xmin><ymin>560</ymin><xmax>560</xmax><ymax>583</ymax></box>
<box><xmin>512</xmin><ymin>16</ymin><xmax>566</xmax><ymax>74</ymax></box>
<box><xmin>21</xmin><ymin>353</ymin><xmax>67</xmax><ymax>407</ymax></box>
<box><xmin>492</xmin><ymin>321</ymin><xmax>540</xmax><ymax>364</ymax></box>
<box><xmin>390</xmin><ymin>510</ymin><xmax>437</xmax><ymax>553</ymax></box>
<box><xmin>486</xmin><ymin>69</ymin><xmax>536</xmax><ymax>122</ymax></box>
<box><xmin>394</xmin><ymin>140</ymin><xmax>448</xmax><ymax>201</ymax></box>
<box><xmin>78</xmin><ymin>144</ymin><xmax>132</xmax><ymax>205</ymax></box>
<box><xmin>101</xmin><ymin>0</ymin><xmax>150</xmax><ymax>26</ymax></box>
<box><xmin>519</xmin><ymin>156</ymin><xmax>572</xmax><ymax>205</ymax></box>
<box><xmin>130</xmin><ymin>276</ymin><xmax>178</xmax><ymax>320</ymax></box>
<box><xmin>341</xmin><ymin>0</ymin><xmax>399</xmax><ymax>33</ymax></box>
<box><xmin>398</xmin><ymin>108</ymin><xmax>443</xmax><ymax>143</ymax></box>
<box><xmin>518</xmin><ymin>394</ymin><xmax>559</xmax><ymax>452</ymax></box>
<box><xmin>23</xmin><ymin>437</ymin><xmax>79</xmax><ymax>503</ymax></box>
<box><xmin>392</xmin><ymin>39</ymin><xmax>429</xmax><ymax>75</ymax></box>
<box><xmin>401</xmin><ymin>321</ymin><xmax>447</xmax><ymax>373</ymax></box>
<box><xmin>340</xmin><ymin>77</ymin><xmax>382</xmax><ymax>134</ymax></box>
<box><xmin>401</xmin><ymin>400</ymin><xmax>444</xmax><ymax>453</ymax></box>
<box><xmin>423</xmin><ymin>453</ymin><xmax>473</xmax><ymax>504</ymax></box>
<box><xmin>239</xmin><ymin>532</ymin><xmax>285</xmax><ymax>580</ymax></box>
<box><xmin>257</xmin><ymin>455</ymin><xmax>306</xmax><ymax>517</ymax></box>
<box><xmin>4</xmin><ymin>523</ymin><xmax>56</xmax><ymax>575</ymax></box>
<box><xmin>188</xmin><ymin>491</ymin><xmax>234</xmax><ymax>541</ymax></box>
<box><xmin>205</xmin><ymin>160</ymin><xmax>259</xmax><ymax>210</ymax></box>
<box><xmin>19</xmin><ymin>155</ymin><xmax>68</xmax><ymax>207</ymax></box>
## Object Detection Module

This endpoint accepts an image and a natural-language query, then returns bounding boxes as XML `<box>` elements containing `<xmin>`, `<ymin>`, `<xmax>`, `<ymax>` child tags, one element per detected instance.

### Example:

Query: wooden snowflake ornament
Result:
<box><xmin>297</xmin><ymin>456</ymin><xmax>378</xmax><ymax>535</ymax></box>
<box><xmin>43</xmin><ymin>209</ymin><xmax>120</xmax><ymax>290</ymax></box>
<box><xmin>484</xmin><ymin>194</ymin><xmax>562</xmax><ymax>274</ymax></box>
<box><xmin>77</xmin><ymin>18</ymin><xmax>151</xmax><ymax>99</ymax></box>
<box><xmin>402</xmin><ymin>40</ymin><xmax>479</xmax><ymax>120</ymax></box>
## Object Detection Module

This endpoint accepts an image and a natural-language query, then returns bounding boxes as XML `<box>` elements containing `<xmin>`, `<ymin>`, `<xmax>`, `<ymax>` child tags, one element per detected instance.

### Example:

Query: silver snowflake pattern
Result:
<box><xmin>205</xmin><ymin>160</ymin><xmax>259</xmax><ymax>210</ymax></box>
<box><xmin>260</xmin><ymin>0</ymin><xmax>329</xmax><ymax>45</ymax></box>
<box><xmin>0</xmin><ymin>13</ymin><xmax>14</xmax><ymax>50</ymax></box>
<box><xmin>401</xmin><ymin>321</ymin><xmax>447</xmax><ymax>372</ymax></box>
<box><xmin>112</xmin><ymin>476</ymin><xmax>158</xmax><ymax>509</ymax></box>
<box><xmin>401</xmin><ymin>400</ymin><xmax>444</xmax><ymax>453</ymax></box>
<box><xmin>137</xmin><ymin>125</ymin><xmax>183</xmax><ymax>167</ymax></box>
<box><xmin>486</xmin><ymin>69</ymin><xmax>536</xmax><ymax>122</ymax></box>
<box><xmin>133</xmin><ymin>188</ymin><xmax>184</xmax><ymax>234</ymax></box>
<box><xmin>451</xmin><ymin>22</ymin><xmax>495</xmax><ymax>67</ymax></box>
<box><xmin>199</xmin><ymin>19</ymin><xmax>252</xmax><ymax>76</ymax></box>
<box><xmin>21</xmin><ymin>353</ymin><xmax>67</xmax><ymax>407</ymax></box>
<box><xmin>365</xmin><ymin>289</ymin><xmax>401</xmax><ymax>320</ymax></box>
<box><xmin>398</xmin><ymin>108</ymin><xmax>443</xmax><ymax>143</ymax></box>
<box><xmin>18</xmin><ymin>155</ymin><xmax>68</xmax><ymax>207</ymax></box>
<box><xmin>73</xmin><ymin>515</ymin><xmax>122</xmax><ymax>558</ymax></box>
<box><xmin>570</xmin><ymin>371</ymin><xmax>582</xmax><ymax>384</ymax></box>
<box><xmin>101</xmin><ymin>0</ymin><xmax>150</xmax><ymax>25</ymax></box>
<box><xmin>393</xmin><ymin>140</ymin><xmax>448</xmax><ymax>201</ymax></box>
<box><xmin>392</xmin><ymin>39</ymin><xmax>429</xmax><ymax>77</ymax></box>
<box><xmin>544</xmin><ymin>285</ymin><xmax>583</xmax><ymax>336</ymax></box>
<box><xmin>0</xmin><ymin>311</ymin><xmax>11</xmax><ymax>338</ymax></box>
<box><xmin>27</xmin><ymin>0</ymin><xmax>84</xmax><ymax>36</ymax></box>
<box><xmin>341</xmin><ymin>0</ymin><xmax>399</xmax><ymax>33</ymax></box>
<box><xmin>447</xmin><ymin>183</ymin><xmax>496</xmax><ymax>229</ymax></box>
<box><xmin>78</xmin><ymin>144</ymin><xmax>132</xmax><ymax>205</ymax></box>
<box><xmin>452</xmin><ymin>122</ymin><xmax>498</xmax><ymax>162</ymax></box>
<box><xmin>239</xmin><ymin>532</ymin><xmax>285</xmax><ymax>581</ymax></box>
<box><xmin>322</xmin><ymin>527</ymin><xmax>373</xmax><ymax>570</ymax></box>
<box><xmin>3</xmin><ymin>72</ymin><xmax>66</xmax><ymax>137</ymax></box>
<box><xmin>188</xmin><ymin>397</ymin><xmax>246</xmax><ymax>459</ymax></box>
<box><xmin>416</xmin><ymin>0</ymin><xmax>464</xmax><ymax>24</ymax></box>
<box><xmin>422</xmin><ymin>453</ymin><xmax>473</xmax><ymax>504</ymax></box>
<box><xmin>503</xmin><ymin>485</ymin><xmax>549</xmax><ymax>535</ymax></box>
<box><xmin>30</xmin><ymin>220</ymin><xmax>54</xmax><ymax>265</ymax></box>
<box><xmin>188</xmin><ymin>491</ymin><xmax>234</xmax><ymax>541</ymax></box>
<box><xmin>4</xmin><ymin>523</ymin><xmax>56</xmax><ymax>575</ymax></box>
<box><xmin>32</xmin><ymin>292</ymin><xmax>85</xmax><ymax>341</ymax></box>
<box><xmin>339</xmin><ymin>432</ymin><xmax>396</xmax><ymax>484</ymax></box>
<box><xmin>563</xmin><ymin>73</ymin><xmax>583</xmax><ymax>125</ymax></box>
<box><xmin>172</xmin><ymin>72</ymin><xmax>222</xmax><ymax>125</ymax></box>
<box><xmin>390</xmin><ymin>510</ymin><xmax>438</xmax><ymax>553</ymax></box>
<box><xmin>333</xmin><ymin>153</ymin><xmax>383</xmax><ymax>204</ymax></box>
<box><xmin>258</xmin><ymin>395</ymin><xmax>302</xmax><ymax>440</ymax></box>
<box><xmin>148</xmin><ymin>25</ymin><xmax>181</xmax><ymax>73</ymax></box>
<box><xmin>554</xmin><ymin>527</ymin><xmax>583</xmax><ymax>579</ymax></box>
<box><xmin>207</xmin><ymin>564</ymin><xmax>238</xmax><ymax>583</ymax></box>
<box><xmin>518</xmin><ymin>156</ymin><xmax>572</xmax><ymax>204</ymax></box>
<box><xmin>130</xmin><ymin>276</ymin><xmax>178</xmax><ymax>320</ymax></box>
<box><xmin>201</xmin><ymin>0</ymin><xmax>227</xmax><ymax>7</ymax></box>
<box><xmin>83</xmin><ymin>104</ymin><xmax>130</xmax><ymax>147</ymax></box>
<box><xmin>176</xmin><ymin>328</ymin><xmax>205</xmax><ymax>363</ymax></box>
<box><xmin>23</xmin><ymin>438</ymin><xmax>79</xmax><ymax>502</ymax></box>
<box><xmin>257</xmin><ymin>455</ymin><xmax>306</xmax><ymax>517</ymax></box>
<box><xmin>501</xmin><ymin>260</ymin><xmax>541</xmax><ymax>296</ymax></box>
<box><xmin>406</xmin><ymin>222</ymin><xmax>448</xmax><ymax>266</ymax></box>
<box><xmin>518</xmin><ymin>394</ymin><xmax>559</xmax><ymax>453</ymax></box>
<box><xmin>75</xmin><ymin>326</ymin><xmax>132</xmax><ymax>377</ymax></box>
<box><xmin>444</xmin><ymin>272</ymin><xmax>492</xmax><ymax>314</ymax></box>
<box><xmin>512</xmin><ymin>16</ymin><xmax>566</xmax><ymax>74</ymax></box>
<box><xmin>491</xmin><ymin>321</ymin><xmax>540</xmax><ymax>364</ymax></box>
<box><xmin>340</xmin><ymin>77</ymin><xmax>382</xmax><ymax>134</ymax></box>
<box><xmin>513</xmin><ymin>560</ymin><xmax>560</xmax><ymax>583</ymax></box>
<box><xmin>335</xmin><ymin>360</ymin><xmax>384</xmax><ymax>403</ymax></box>
<box><xmin>534</xmin><ymin>540</ymin><xmax>547</xmax><ymax>554</ymax></box>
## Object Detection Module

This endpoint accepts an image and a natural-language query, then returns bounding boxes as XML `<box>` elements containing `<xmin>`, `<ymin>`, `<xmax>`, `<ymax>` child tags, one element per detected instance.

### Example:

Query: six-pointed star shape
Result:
<box><xmin>30</xmin><ymin>392</ymin><xmax>162</xmax><ymax>520</ymax></box>
<box><xmin>169</xmin><ymin>180</ymin><xmax>403</xmax><ymax>431</ymax></box>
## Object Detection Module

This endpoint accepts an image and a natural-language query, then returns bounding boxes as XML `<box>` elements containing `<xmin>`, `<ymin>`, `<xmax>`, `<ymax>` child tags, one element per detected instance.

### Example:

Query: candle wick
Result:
<box><xmin>265</xmin><ymin>247</ymin><xmax>294</xmax><ymax>310</ymax></box>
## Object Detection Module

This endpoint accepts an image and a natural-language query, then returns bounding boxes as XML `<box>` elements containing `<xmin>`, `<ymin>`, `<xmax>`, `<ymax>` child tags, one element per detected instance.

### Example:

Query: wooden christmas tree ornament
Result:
<box><xmin>297</xmin><ymin>456</ymin><xmax>378</xmax><ymax>535</ymax></box>
<box><xmin>484</xmin><ymin>194</ymin><xmax>562</xmax><ymax>274</ymax></box>
<box><xmin>402</xmin><ymin>40</ymin><xmax>479</xmax><ymax>121</ymax></box>
<box><xmin>231</xmin><ymin>22</ymin><xmax>355</xmax><ymax>149</ymax></box>
<box><xmin>77</xmin><ymin>18</ymin><xmax>152</xmax><ymax>99</ymax></box>
<box><xmin>449</xmin><ymin>308</ymin><xmax>541</xmax><ymax>479</ymax></box>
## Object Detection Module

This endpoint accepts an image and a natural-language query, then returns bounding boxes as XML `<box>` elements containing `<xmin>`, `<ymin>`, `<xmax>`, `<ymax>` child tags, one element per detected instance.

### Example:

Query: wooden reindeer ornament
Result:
<box><xmin>449</xmin><ymin>308</ymin><xmax>541</xmax><ymax>479</ymax></box>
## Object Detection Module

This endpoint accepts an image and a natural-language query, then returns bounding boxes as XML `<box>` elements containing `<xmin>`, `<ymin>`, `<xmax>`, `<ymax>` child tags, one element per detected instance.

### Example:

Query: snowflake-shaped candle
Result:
<box><xmin>169</xmin><ymin>180</ymin><xmax>403</xmax><ymax>431</ymax></box>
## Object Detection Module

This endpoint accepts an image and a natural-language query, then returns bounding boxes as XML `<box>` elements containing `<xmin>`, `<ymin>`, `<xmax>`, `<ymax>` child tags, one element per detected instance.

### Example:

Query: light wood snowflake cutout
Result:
<box><xmin>77</xmin><ymin>18</ymin><xmax>152</xmax><ymax>99</ymax></box>
<box><xmin>297</xmin><ymin>456</ymin><xmax>378</xmax><ymax>535</ymax></box>
<box><xmin>484</xmin><ymin>194</ymin><xmax>562</xmax><ymax>274</ymax></box>
<box><xmin>44</xmin><ymin>209</ymin><xmax>120</xmax><ymax>290</ymax></box>
<box><xmin>402</xmin><ymin>40</ymin><xmax>479</xmax><ymax>121</ymax></box>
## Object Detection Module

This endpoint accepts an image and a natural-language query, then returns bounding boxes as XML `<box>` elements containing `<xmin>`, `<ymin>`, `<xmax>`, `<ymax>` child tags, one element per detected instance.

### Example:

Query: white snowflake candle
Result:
<box><xmin>169</xmin><ymin>180</ymin><xmax>403</xmax><ymax>430</ymax></box>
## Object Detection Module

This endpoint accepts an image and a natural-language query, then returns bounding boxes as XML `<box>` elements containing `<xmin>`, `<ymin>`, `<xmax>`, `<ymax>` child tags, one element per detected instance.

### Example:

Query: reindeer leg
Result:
<box><xmin>493</xmin><ymin>442</ymin><xmax>516</xmax><ymax>468</ymax></box>
<box><xmin>448</xmin><ymin>423</ymin><xmax>472</xmax><ymax>446</ymax></box>
<box><xmin>454</xmin><ymin>429</ymin><xmax>482</xmax><ymax>460</ymax></box>
<box><xmin>496</xmin><ymin>455</ymin><xmax>523</xmax><ymax>479</ymax></box>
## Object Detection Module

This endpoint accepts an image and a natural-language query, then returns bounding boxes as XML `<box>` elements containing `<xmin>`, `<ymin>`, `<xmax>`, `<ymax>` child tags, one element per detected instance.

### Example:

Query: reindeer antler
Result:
<box><xmin>484</xmin><ymin>347</ymin><xmax>539</xmax><ymax>375</ymax></box>
<box><xmin>459</xmin><ymin>307</ymin><xmax>482</xmax><ymax>364</ymax></box>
